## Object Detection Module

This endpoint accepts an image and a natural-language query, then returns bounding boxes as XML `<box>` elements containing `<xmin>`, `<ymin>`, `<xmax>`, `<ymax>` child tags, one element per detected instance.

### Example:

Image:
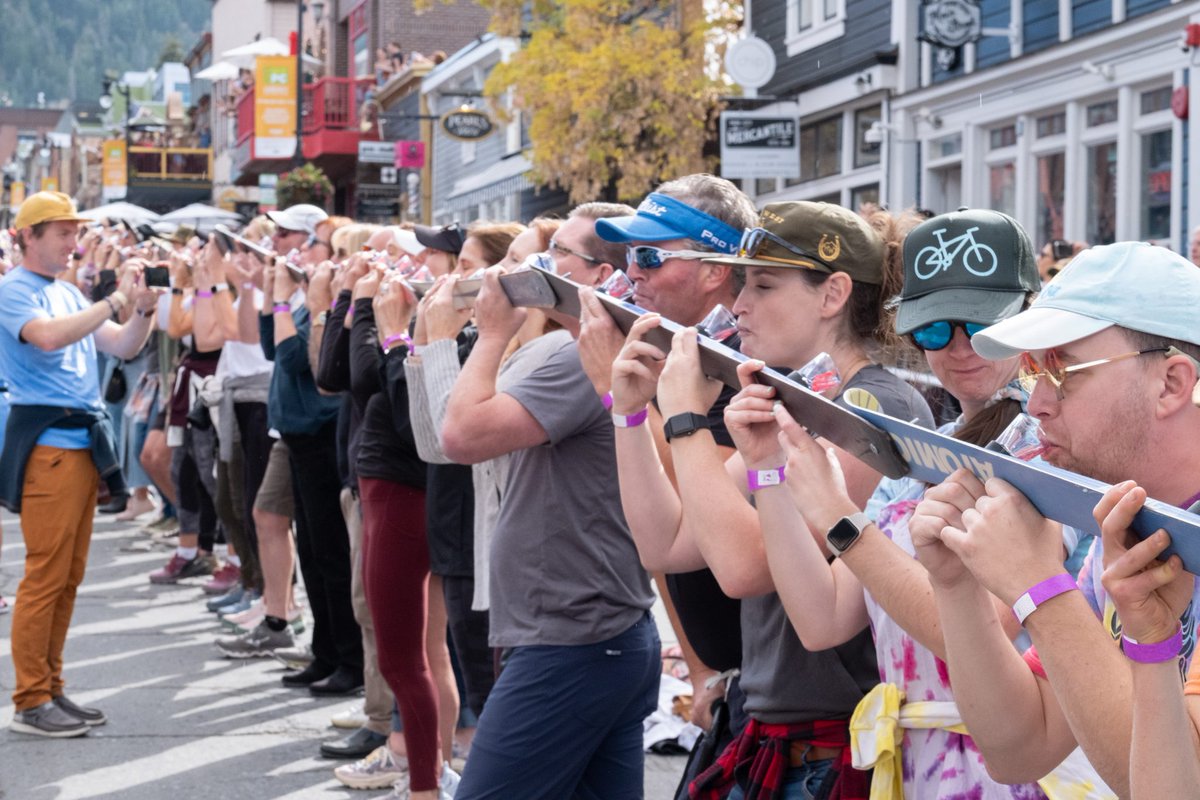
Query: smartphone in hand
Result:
<box><xmin>144</xmin><ymin>265</ymin><xmax>171</xmax><ymax>288</ymax></box>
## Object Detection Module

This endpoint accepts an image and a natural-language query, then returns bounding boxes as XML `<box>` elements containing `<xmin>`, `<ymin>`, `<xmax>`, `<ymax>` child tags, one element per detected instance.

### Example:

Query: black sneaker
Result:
<box><xmin>53</xmin><ymin>695</ymin><xmax>107</xmax><ymax>726</ymax></box>
<box><xmin>282</xmin><ymin>661</ymin><xmax>335</xmax><ymax>688</ymax></box>
<box><xmin>11</xmin><ymin>701</ymin><xmax>89</xmax><ymax>738</ymax></box>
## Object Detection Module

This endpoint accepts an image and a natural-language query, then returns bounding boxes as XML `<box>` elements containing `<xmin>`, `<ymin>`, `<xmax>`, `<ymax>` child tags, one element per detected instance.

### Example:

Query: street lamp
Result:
<box><xmin>295</xmin><ymin>0</ymin><xmax>327</xmax><ymax>167</ymax></box>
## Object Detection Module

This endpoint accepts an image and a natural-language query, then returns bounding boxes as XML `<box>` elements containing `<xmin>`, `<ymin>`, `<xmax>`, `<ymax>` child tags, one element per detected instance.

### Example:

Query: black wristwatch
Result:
<box><xmin>663</xmin><ymin>412</ymin><xmax>710</xmax><ymax>443</ymax></box>
<box><xmin>826</xmin><ymin>512</ymin><xmax>872</xmax><ymax>557</ymax></box>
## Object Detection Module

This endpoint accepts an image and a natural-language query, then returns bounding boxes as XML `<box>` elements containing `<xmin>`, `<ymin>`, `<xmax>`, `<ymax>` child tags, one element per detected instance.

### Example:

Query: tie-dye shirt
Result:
<box><xmin>866</xmin><ymin>477</ymin><xmax>1048</xmax><ymax>799</ymax></box>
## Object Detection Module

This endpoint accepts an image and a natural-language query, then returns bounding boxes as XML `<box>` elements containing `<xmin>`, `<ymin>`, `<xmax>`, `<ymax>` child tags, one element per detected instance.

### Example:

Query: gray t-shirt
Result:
<box><xmin>739</xmin><ymin>365</ymin><xmax>935</xmax><ymax>723</ymax></box>
<box><xmin>489</xmin><ymin>338</ymin><xmax>654</xmax><ymax>648</ymax></box>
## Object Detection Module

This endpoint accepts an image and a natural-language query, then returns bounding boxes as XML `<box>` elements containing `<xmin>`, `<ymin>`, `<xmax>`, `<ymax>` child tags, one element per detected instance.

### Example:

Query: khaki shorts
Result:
<box><xmin>252</xmin><ymin>439</ymin><xmax>294</xmax><ymax>518</ymax></box>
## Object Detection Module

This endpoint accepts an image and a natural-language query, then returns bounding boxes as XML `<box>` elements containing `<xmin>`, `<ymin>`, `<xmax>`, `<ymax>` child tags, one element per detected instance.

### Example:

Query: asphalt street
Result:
<box><xmin>0</xmin><ymin>507</ymin><xmax>687</xmax><ymax>799</ymax></box>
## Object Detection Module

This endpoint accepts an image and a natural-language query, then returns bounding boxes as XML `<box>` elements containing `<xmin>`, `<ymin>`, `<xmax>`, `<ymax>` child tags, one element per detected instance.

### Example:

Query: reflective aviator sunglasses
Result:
<box><xmin>1017</xmin><ymin>347</ymin><xmax>1171</xmax><ymax>400</ymax></box>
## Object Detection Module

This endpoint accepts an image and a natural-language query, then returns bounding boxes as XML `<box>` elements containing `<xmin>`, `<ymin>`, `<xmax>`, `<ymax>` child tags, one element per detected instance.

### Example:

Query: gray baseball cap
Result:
<box><xmin>896</xmin><ymin>208</ymin><xmax>1039</xmax><ymax>334</ymax></box>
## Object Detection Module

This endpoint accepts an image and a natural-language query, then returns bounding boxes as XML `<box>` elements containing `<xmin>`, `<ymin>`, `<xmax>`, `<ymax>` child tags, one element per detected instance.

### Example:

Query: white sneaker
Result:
<box><xmin>330</xmin><ymin>702</ymin><xmax>368</xmax><ymax>730</ymax></box>
<box><xmin>335</xmin><ymin>744</ymin><xmax>409</xmax><ymax>790</ymax></box>
<box><xmin>440</xmin><ymin>761</ymin><xmax>461</xmax><ymax>799</ymax></box>
<box><xmin>374</xmin><ymin>761</ymin><xmax>459</xmax><ymax>799</ymax></box>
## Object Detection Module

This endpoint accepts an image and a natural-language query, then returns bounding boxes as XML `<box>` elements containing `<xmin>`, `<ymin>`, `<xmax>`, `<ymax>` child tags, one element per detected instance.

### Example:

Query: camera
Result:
<box><xmin>1050</xmin><ymin>239</ymin><xmax>1073</xmax><ymax>261</ymax></box>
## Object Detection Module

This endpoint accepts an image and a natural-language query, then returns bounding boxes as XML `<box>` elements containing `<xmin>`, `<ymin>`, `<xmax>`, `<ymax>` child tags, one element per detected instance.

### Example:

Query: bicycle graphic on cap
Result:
<box><xmin>913</xmin><ymin>226</ymin><xmax>998</xmax><ymax>280</ymax></box>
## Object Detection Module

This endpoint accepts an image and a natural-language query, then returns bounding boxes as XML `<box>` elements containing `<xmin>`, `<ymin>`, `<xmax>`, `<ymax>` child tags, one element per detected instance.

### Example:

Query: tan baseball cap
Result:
<box><xmin>14</xmin><ymin>191</ymin><xmax>89</xmax><ymax>229</ymax></box>
<box><xmin>707</xmin><ymin>201</ymin><xmax>886</xmax><ymax>285</ymax></box>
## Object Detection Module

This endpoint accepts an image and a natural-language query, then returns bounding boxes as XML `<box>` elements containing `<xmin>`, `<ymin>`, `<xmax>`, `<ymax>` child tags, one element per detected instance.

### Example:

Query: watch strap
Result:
<box><xmin>663</xmin><ymin>412</ymin><xmax>710</xmax><ymax>442</ymax></box>
<box><xmin>1012</xmin><ymin>574</ymin><xmax>1077</xmax><ymax>625</ymax></box>
<box><xmin>826</xmin><ymin>511</ymin><xmax>871</xmax><ymax>556</ymax></box>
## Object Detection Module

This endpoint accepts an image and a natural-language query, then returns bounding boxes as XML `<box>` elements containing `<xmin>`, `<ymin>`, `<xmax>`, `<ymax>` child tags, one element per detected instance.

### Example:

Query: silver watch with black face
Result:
<box><xmin>826</xmin><ymin>512</ymin><xmax>872</xmax><ymax>557</ymax></box>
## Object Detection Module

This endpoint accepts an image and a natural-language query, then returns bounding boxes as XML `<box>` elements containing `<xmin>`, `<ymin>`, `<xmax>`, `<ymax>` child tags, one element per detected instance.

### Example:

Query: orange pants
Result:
<box><xmin>11</xmin><ymin>446</ymin><xmax>99</xmax><ymax>711</ymax></box>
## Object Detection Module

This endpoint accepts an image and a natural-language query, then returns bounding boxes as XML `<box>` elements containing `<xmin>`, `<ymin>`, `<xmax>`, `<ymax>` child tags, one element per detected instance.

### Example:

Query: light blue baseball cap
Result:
<box><xmin>972</xmin><ymin>242</ymin><xmax>1200</xmax><ymax>360</ymax></box>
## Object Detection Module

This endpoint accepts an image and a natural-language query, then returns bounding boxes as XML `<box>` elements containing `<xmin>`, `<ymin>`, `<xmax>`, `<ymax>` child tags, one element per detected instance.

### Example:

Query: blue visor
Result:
<box><xmin>594</xmin><ymin>193</ymin><xmax>742</xmax><ymax>255</ymax></box>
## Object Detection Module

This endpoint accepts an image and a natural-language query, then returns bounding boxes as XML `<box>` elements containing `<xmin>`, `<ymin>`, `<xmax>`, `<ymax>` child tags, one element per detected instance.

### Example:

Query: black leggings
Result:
<box><xmin>233</xmin><ymin>402</ymin><xmax>273</xmax><ymax>591</ymax></box>
<box><xmin>284</xmin><ymin>421</ymin><xmax>362</xmax><ymax>673</ymax></box>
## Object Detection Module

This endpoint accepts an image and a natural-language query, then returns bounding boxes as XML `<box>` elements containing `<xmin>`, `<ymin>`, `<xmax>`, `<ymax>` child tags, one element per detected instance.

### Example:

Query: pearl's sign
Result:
<box><xmin>440</xmin><ymin>107</ymin><xmax>495</xmax><ymax>142</ymax></box>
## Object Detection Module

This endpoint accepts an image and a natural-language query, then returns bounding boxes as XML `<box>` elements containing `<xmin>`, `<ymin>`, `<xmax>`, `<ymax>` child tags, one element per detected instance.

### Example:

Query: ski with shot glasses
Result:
<box><xmin>496</xmin><ymin>263</ymin><xmax>1200</xmax><ymax>572</ymax></box>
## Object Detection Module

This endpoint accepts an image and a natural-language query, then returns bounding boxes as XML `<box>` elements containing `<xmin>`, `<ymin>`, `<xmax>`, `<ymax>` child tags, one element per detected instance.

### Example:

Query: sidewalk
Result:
<box><xmin>0</xmin><ymin>508</ymin><xmax>686</xmax><ymax>799</ymax></box>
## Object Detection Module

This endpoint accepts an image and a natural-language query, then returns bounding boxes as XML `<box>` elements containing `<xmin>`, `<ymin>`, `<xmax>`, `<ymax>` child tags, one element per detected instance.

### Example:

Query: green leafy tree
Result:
<box><xmin>484</xmin><ymin>0</ymin><xmax>732</xmax><ymax>203</ymax></box>
<box><xmin>0</xmin><ymin>0</ymin><xmax>208</xmax><ymax>106</ymax></box>
<box><xmin>157</xmin><ymin>35</ymin><xmax>187</xmax><ymax>68</ymax></box>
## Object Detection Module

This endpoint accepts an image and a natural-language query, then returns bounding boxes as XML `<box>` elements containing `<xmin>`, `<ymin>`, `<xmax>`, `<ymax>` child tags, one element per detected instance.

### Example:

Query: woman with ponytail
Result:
<box><xmin>726</xmin><ymin>209</ymin><xmax>1067</xmax><ymax>798</ymax></box>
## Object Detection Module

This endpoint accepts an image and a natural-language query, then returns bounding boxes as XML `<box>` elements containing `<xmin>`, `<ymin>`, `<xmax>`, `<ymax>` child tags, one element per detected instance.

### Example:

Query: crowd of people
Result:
<box><xmin>2</xmin><ymin>182</ymin><xmax>1200</xmax><ymax>800</ymax></box>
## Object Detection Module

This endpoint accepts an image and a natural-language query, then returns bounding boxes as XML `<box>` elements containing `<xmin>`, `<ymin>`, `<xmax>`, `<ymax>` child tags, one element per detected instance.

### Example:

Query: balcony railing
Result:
<box><xmin>129</xmin><ymin>146</ymin><xmax>213</xmax><ymax>181</ymax></box>
<box><xmin>235</xmin><ymin>76</ymin><xmax>376</xmax><ymax>147</ymax></box>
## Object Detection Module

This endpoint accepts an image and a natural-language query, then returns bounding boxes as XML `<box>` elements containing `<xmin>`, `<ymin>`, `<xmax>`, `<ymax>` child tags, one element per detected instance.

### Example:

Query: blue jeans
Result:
<box><xmin>727</xmin><ymin>758</ymin><xmax>835</xmax><ymax>800</ymax></box>
<box><xmin>456</xmin><ymin>612</ymin><xmax>660</xmax><ymax>800</ymax></box>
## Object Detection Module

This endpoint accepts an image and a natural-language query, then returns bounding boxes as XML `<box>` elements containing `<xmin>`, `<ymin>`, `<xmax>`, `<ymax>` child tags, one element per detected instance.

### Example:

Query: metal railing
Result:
<box><xmin>128</xmin><ymin>146</ymin><xmax>213</xmax><ymax>181</ymax></box>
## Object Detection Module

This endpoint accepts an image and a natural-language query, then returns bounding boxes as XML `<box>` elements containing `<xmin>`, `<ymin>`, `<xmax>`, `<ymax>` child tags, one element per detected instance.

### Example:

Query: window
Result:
<box><xmin>850</xmin><ymin>184</ymin><xmax>878</xmax><ymax>211</ymax></box>
<box><xmin>854</xmin><ymin>106</ymin><xmax>881</xmax><ymax>168</ymax></box>
<box><xmin>989</xmin><ymin>163</ymin><xmax>1016</xmax><ymax>217</ymax></box>
<box><xmin>1140</xmin><ymin>130</ymin><xmax>1171</xmax><ymax>242</ymax></box>
<box><xmin>989</xmin><ymin>125</ymin><xmax>1017</xmax><ymax>150</ymax></box>
<box><xmin>786</xmin><ymin>0</ymin><xmax>846</xmax><ymax>55</ymax></box>
<box><xmin>1140</xmin><ymin>87</ymin><xmax>1172</xmax><ymax>116</ymax></box>
<box><xmin>1036</xmin><ymin>112</ymin><xmax>1065</xmax><ymax>138</ymax></box>
<box><xmin>1086</xmin><ymin>142</ymin><xmax>1117</xmax><ymax>244</ymax></box>
<box><xmin>928</xmin><ymin>165</ymin><xmax>961</xmax><ymax>215</ymax></box>
<box><xmin>800</xmin><ymin>115</ymin><xmax>842</xmax><ymax>182</ymax></box>
<box><xmin>798</xmin><ymin>0</ymin><xmax>843</xmax><ymax>29</ymax></box>
<box><xmin>349</xmin><ymin>2</ymin><xmax>370</xmax><ymax>79</ymax></box>
<box><xmin>1086</xmin><ymin>100</ymin><xmax>1118</xmax><ymax>127</ymax></box>
<box><xmin>755</xmin><ymin>178</ymin><xmax>778</xmax><ymax>196</ymax></box>
<box><xmin>1035</xmin><ymin>153</ymin><xmax>1065</xmax><ymax>248</ymax></box>
<box><xmin>932</xmin><ymin>134</ymin><xmax>962</xmax><ymax>158</ymax></box>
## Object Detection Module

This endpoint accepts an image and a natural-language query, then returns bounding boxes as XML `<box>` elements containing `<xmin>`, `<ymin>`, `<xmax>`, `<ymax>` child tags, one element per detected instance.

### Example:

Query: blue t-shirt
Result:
<box><xmin>0</xmin><ymin>267</ymin><xmax>101</xmax><ymax>449</ymax></box>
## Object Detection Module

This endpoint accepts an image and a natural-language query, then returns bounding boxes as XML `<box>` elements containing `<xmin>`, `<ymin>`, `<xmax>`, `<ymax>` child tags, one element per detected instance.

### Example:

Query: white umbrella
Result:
<box><xmin>222</xmin><ymin>38</ymin><xmax>322</xmax><ymax>67</ymax></box>
<box><xmin>161</xmin><ymin>203</ymin><xmax>243</xmax><ymax>223</ymax></box>
<box><xmin>78</xmin><ymin>202</ymin><xmax>161</xmax><ymax>224</ymax></box>
<box><xmin>194</xmin><ymin>61</ymin><xmax>240</xmax><ymax>81</ymax></box>
<box><xmin>160</xmin><ymin>203</ymin><xmax>244</xmax><ymax>233</ymax></box>
<box><xmin>222</xmin><ymin>37</ymin><xmax>289</xmax><ymax>59</ymax></box>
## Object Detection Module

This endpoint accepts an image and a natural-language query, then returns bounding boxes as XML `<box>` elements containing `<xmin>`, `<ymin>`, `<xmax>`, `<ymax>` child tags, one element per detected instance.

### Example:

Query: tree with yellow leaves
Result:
<box><xmin>484</xmin><ymin>0</ymin><xmax>734</xmax><ymax>204</ymax></box>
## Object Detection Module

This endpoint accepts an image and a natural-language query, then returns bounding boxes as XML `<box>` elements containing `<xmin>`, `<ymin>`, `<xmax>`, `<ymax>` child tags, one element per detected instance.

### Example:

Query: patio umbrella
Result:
<box><xmin>160</xmin><ymin>203</ymin><xmax>244</xmax><ymax>234</ymax></box>
<box><xmin>222</xmin><ymin>38</ymin><xmax>322</xmax><ymax>67</ymax></box>
<box><xmin>194</xmin><ymin>61</ymin><xmax>240</xmax><ymax>81</ymax></box>
<box><xmin>77</xmin><ymin>202</ymin><xmax>161</xmax><ymax>224</ymax></box>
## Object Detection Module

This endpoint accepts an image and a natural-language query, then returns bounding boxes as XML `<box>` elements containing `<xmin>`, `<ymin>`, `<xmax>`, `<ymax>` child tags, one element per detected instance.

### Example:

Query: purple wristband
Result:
<box><xmin>1012</xmin><ymin>573</ymin><xmax>1077</xmax><ymax>624</ymax></box>
<box><xmin>381</xmin><ymin>333</ymin><xmax>410</xmax><ymax>355</ymax></box>
<box><xmin>601</xmin><ymin>391</ymin><xmax>615</xmax><ymax>410</ymax></box>
<box><xmin>196</xmin><ymin>290</ymin><xmax>214</xmax><ymax>298</ymax></box>
<box><xmin>272</xmin><ymin>303</ymin><xmax>291</xmax><ymax>314</ymax></box>
<box><xmin>747</xmin><ymin>466</ymin><xmax>787</xmax><ymax>492</ymax></box>
<box><xmin>611</xmin><ymin>407</ymin><xmax>649</xmax><ymax>428</ymax></box>
<box><xmin>1123</xmin><ymin>623</ymin><xmax>1184</xmax><ymax>664</ymax></box>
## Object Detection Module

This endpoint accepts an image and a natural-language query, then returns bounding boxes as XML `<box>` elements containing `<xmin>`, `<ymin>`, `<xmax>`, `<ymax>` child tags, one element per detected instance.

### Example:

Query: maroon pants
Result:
<box><xmin>359</xmin><ymin>477</ymin><xmax>440</xmax><ymax>791</ymax></box>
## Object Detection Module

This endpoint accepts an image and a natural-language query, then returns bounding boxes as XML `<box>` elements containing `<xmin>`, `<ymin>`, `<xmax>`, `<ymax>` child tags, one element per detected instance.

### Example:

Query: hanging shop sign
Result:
<box><xmin>440</xmin><ymin>107</ymin><xmax>495</xmax><ymax>142</ymax></box>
